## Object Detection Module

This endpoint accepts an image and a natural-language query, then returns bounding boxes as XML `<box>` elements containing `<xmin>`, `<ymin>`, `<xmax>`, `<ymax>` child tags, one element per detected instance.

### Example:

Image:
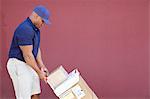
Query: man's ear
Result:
<box><xmin>34</xmin><ymin>14</ymin><xmax>38</xmax><ymax>20</ymax></box>
<box><xmin>32</xmin><ymin>12</ymin><xmax>38</xmax><ymax>19</ymax></box>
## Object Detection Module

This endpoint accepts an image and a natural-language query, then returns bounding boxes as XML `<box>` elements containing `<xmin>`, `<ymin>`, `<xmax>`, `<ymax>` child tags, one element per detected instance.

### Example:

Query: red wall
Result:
<box><xmin>148</xmin><ymin>0</ymin><xmax>150</xmax><ymax>97</ymax></box>
<box><xmin>1</xmin><ymin>0</ymin><xmax>149</xmax><ymax>99</ymax></box>
<box><xmin>0</xmin><ymin>0</ymin><xmax>2</xmax><ymax>98</ymax></box>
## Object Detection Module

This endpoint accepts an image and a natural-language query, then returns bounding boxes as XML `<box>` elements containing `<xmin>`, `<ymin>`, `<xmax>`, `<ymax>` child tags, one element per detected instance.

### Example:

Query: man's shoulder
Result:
<box><xmin>15</xmin><ymin>20</ymin><xmax>34</xmax><ymax>36</ymax></box>
<box><xmin>17</xmin><ymin>20</ymin><xmax>33</xmax><ymax>31</ymax></box>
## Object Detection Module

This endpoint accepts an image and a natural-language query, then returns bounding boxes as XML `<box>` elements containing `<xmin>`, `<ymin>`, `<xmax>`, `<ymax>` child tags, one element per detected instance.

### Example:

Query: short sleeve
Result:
<box><xmin>16</xmin><ymin>26</ymin><xmax>34</xmax><ymax>46</ymax></box>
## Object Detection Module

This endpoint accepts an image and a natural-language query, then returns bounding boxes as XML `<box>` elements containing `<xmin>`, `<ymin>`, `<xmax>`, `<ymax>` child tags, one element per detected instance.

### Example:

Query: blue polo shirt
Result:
<box><xmin>9</xmin><ymin>17</ymin><xmax>40</xmax><ymax>62</ymax></box>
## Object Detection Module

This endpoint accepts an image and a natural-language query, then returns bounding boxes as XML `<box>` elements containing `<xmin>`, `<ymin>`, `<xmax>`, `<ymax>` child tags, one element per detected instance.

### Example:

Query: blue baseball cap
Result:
<box><xmin>33</xmin><ymin>5</ymin><xmax>51</xmax><ymax>24</ymax></box>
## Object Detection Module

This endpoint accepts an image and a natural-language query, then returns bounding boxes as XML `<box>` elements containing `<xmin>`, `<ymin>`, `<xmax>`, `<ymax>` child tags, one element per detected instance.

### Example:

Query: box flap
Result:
<box><xmin>47</xmin><ymin>66</ymin><xmax>68</xmax><ymax>90</ymax></box>
<box><xmin>54</xmin><ymin>69</ymin><xmax>80</xmax><ymax>96</ymax></box>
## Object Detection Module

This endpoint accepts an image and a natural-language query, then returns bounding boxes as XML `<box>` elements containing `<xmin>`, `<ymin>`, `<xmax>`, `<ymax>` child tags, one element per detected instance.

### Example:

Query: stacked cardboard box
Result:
<box><xmin>47</xmin><ymin>66</ymin><xmax>99</xmax><ymax>99</ymax></box>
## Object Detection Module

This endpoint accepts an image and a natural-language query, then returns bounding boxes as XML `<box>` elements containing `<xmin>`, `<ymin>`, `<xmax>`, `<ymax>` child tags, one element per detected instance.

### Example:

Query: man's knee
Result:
<box><xmin>31</xmin><ymin>94</ymin><xmax>40</xmax><ymax>99</ymax></box>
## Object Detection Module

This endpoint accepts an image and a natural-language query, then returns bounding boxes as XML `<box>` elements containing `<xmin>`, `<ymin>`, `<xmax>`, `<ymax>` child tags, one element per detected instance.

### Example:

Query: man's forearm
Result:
<box><xmin>36</xmin><ymin>48</ymin><xmax>49</xmax><ymax>76</ymax></box>
<box><xmin>23</xmin><ymin>53</ymin><xmax>41</xmax><ymax>75</ymax></box>
<box><xmin>36</xmin><ymin>48</ymin><xmax>45</xmax><ymax>68</ymax></box>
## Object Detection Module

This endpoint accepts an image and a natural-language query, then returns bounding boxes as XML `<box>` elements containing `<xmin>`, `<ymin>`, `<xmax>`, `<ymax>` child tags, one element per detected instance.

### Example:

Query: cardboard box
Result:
<box><xmin>47</xmin><ymin>66</ymin><xmax>99</xmax><ymax>99</ymax></box>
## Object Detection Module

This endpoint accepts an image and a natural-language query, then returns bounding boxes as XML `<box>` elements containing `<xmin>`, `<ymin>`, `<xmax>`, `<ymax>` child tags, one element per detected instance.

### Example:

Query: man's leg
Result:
<box><xmin>7</xmin><ymin>59</ymin><xmax>20</xmax><ymax>99</ymax></box>
<box><xmin>14</xmin><ymin>58</ymin><xmax>33</xmax><ymax>99</ymax></box>
<box><xmin>31</xmin><ymin>94</ymin><xmax>40</xmax><ymax>99</ymax></box>
<box><xmin>30</xmin><ymin>65</ymin><xmax>41</xmax><ymax>98</ymax></box>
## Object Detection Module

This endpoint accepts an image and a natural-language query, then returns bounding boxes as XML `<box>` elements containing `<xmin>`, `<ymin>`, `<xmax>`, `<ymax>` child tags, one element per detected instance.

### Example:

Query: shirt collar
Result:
<box><xmin>27</xmin><ymin>17</ymin><xmax>39</xmax><ymax>32</ymax></box>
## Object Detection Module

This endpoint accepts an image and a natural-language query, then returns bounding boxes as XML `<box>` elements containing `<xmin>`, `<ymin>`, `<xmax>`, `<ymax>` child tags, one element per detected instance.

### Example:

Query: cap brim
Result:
<box><xmin>43</xmin><ymin>19</ymin><xmax>51</xmax><ymax>25</ymax></box>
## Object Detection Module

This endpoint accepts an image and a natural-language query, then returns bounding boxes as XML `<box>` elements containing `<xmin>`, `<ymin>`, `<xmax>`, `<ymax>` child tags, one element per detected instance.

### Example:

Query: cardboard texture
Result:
<box><xmin>47</xmin><ymin>66</ymin><xmax>68</xmax><ymax>90</ymax></box>
<box><xmin>47</xmin><ymin>66</ymin><xmax>99</xmax><ymax>99</ymax></box>
<box><xmin>59</xmin><ymin>76</ymin><xmax>98</xmax><ymax>99</ymax></box>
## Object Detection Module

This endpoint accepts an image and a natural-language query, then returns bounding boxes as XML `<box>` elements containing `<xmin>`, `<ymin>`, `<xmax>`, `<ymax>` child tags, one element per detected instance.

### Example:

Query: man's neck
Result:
<box><xmin>29</xmin><ymin>16</ymin><xmax>34</xmax><ymax>24</ymax></box>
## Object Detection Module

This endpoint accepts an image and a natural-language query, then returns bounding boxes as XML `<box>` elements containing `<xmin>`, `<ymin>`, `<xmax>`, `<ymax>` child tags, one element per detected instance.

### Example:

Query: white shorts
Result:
<box><xmin>7</xmin><ymin>58</ymin><xmax>41</xmax><ymax>99</ymax></box>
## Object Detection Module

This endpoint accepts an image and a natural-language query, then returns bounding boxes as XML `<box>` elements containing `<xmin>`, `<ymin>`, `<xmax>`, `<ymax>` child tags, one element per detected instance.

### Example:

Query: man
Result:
<box><xmin>7</xmin><ymin>5</ymin><xmax>51</xmax><ymax>99</ymax></box>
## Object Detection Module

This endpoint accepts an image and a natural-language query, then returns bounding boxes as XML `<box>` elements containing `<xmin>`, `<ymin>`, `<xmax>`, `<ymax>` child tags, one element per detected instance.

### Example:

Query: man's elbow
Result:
<box><xmin>23</xmin><ymin>52</ymin><xmax>34</xmax><ymax>60</ymax></box>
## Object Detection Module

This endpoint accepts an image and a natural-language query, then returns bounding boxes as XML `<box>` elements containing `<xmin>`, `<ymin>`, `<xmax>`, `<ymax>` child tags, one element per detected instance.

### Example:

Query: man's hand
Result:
<box><xmin>41</xmin><ymin>66</ymin><xmax>49</xmax><ymax>77</ymax></box>
<box><xmin>38</xmin><ymin>71</ymin><xmax>47</xmax><ymax>83</ymax></box>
